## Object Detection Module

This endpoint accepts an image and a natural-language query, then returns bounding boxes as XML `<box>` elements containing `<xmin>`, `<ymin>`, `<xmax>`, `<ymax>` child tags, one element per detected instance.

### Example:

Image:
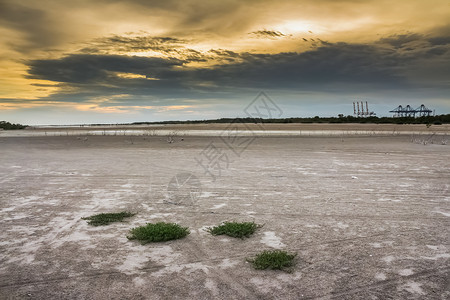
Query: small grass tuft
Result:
<box><xmin>82</xmin><ymin>211</ymin><xmax>136</xmax><ymax>226</ymax></box>
<box><xmin>207</xmin><ymin>221</ymin><xmax>262</xmax><ymax>238</ymax></box>
<box><xmin>247</xmin><ymin>250</ymin><xmax>296</xmax><ymax>272</ymax></box>
<box><xmin>127</xmin><ymin>222</ymin><xmax>189</xmax><ymax>244</ymax></box>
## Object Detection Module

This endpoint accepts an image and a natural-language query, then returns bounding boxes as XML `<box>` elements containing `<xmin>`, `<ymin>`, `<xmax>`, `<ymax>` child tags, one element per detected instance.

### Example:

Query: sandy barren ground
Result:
<box><xmin>0</xmin><ymin>133</ymin><xmax>449</xmax><ymax>299</ymax></box>
<box><xmin>20</xmin><ymin>123</ymin><xmax>450</xmax><ymax>132</ymax></box>
<box><xmin>1</xmin><ymin>123</ymin><xmax>449</xmax><ymax>137</ymax></box>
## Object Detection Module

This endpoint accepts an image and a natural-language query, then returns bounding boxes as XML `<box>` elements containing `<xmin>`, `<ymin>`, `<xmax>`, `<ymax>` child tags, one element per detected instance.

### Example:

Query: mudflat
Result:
<box><xmin>0</xmin><ymin>133</ymin><xmax>449</xmax><ymax>299</ymax></box>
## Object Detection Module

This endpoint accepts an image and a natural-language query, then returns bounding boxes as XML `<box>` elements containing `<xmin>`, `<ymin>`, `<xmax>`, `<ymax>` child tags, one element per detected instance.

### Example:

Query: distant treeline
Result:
<box><xmin>133</xmin><ymin>114</ymin><xmax>450</xmax><ymax>125</ymax></box>
<box><xmin>0</xmin><ymin>121</ymin><xmax>27</xmax><ymax>130</ymax></box>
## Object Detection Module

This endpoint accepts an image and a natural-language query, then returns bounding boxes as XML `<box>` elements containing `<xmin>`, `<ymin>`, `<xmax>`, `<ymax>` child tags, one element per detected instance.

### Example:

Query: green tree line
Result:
<box><xmin>0</xmin><ymin>121</ymin><xmax>27</xmax><ymax>130</ymax></box>
<box><xmin>133</xmin><ymin>114</ymin><xmax>450</xmax><ymax>125</ymax></box>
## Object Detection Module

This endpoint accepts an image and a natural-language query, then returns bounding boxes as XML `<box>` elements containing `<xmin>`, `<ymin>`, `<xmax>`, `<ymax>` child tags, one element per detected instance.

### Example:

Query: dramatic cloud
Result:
<box><xmin>250</xmin><ymin>30</ymin><xmax>288</xmax><ymax>39</ymax></box>
<box><xmin>80</xmin><ymin>36</ymin><xmax>186</xmax><ymax>54</ymax></box>
<box><xmin>25</xmin><ymin>38</ymin><xmax>449</xmax><ymax>96</ymax></box>
<box><xmin>27</xmin><ymin>55</ymin><xmax>184</xmax><ymax>84</ymax></box>
<box><xmin>0</xmin><ymin>2</ymin><xmax>57</xmax><ymax>51</ymax></box>
<box><xmin>0</xmin><ymin>0</ymin><xmax>449</xmax><ymax>124</ymax></box>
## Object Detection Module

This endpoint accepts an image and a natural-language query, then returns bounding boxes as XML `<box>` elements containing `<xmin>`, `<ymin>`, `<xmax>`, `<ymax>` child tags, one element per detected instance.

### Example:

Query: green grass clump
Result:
<box><xmin>127</xmin><ymin>222</ymin><xmax>189</xmax><ymax>244</ymax></box>
<box><xmin>207</xmin><ymin>221</ymin><xmax>262</xmax><ymax>238</ymax></box>
<box><xmin>82</xmin><ymin>211</ymin><xmax>136</xmax><ymax>226</ymax></box>
<box><xmin>247</xmin><ymin>250</ymin><xmax>296</xmax><ymax>272</ymax></box>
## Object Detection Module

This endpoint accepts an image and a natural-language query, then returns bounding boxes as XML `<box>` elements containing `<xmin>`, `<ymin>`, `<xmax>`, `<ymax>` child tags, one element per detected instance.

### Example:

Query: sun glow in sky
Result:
<box><xmin>0</xmin><ymin>0</ymin><xmax>449</xmax><ymax>124</ymax></box>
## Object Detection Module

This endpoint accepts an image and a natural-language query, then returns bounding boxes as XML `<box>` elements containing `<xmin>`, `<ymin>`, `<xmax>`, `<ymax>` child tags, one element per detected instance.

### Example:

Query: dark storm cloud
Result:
<box><xmin>428</xmin><ymin>36</ymin><xmax>450</xmax><ymax>46</ymax></box>
<box><xmin>191</xmin><ymin>44</ymin><xmax>411</xmax><ymax>91</ymax></box>
<box><xmin>26</xmin><ymin>54</ymin><xmax>184</xmax><ymax>84</ymax></box>
<box><xmin>24</xmin><ymin>54</ymin><xmax>202</xmax><ymax>103</ymax></box>
<box><xmin>377</xmin><ymin>33</ymin><xmax>450</xmax><ymax>57</ymax></box>
<box><xmin>378</xmin><ymin>33</ymin><xmax>424</xmax><ymax>48</ymax></box>
<box><xmin>379</xmin><ymin>33</ymin><xmax>450</xmax><ymax>64</ymax></box>
<box><xmin>25</xmin><ymin>35</ymin><xmax>450</xmax><ymax>104</ymax></box>
<box><xmin>0</xmin><ymin>2</ymin><xmax>59</xmax><ymax>51</ymax></box>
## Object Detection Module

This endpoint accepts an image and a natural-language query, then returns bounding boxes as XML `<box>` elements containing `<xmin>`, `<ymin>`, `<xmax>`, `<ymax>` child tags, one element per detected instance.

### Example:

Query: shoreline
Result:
<box><xmin>1</xmin><ymin>123</ymin><xmax>449</xmax><ymax>137</ymax></box>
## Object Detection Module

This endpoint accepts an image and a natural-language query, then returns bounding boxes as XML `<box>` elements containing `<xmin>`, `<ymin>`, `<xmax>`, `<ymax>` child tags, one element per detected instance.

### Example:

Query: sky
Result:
<box><xmin>0</xmin><ymin>0</ymin><xmax>449</xmax><ymax>125</ymax></box>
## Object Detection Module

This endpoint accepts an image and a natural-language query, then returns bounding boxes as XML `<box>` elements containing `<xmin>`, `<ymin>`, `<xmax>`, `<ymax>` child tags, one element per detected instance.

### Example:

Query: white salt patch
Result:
<box><xmin>211</xmin><ymin>203</ymin><xmax>226</xmax><ymax>209</ymax></box>
<box><xmin>116</xmin><ymin>245</ymin><xmax>179</xmax><ymax>275</ymax></box>
<box><xmin>117</xmin><ymin>252</ymin><xmax>152</xmax><ymax>275</ymax></box>
<box><xmin>382</xmin><ymin>256</ymin><xmax>395</xmax><ymax>264</ymax></box>
<box><xmin>421</xmin><ymin>253</ymin><xmax>450</xmax><ymax>260</ymax></box>
<box><xmin>197</xmin><ymin>225</ymin><xmax>213</xmax><ymax>235</ymax></box>
<box><xmin>51</xmin><ymin>231</ymin><xmax>92</xmax><ymax>249</ymax></box>
<box><xmin>433</xmin><ymin>210</ymin><xmax>450</xmax><ymax>217</ymax></box>
<box><xmin>141</xmin><ymin>203</ymin><xmax>154</xmax><ymax>211</ymax></box>
<box><xmin>220</xmin><ymin>238</ymin><xmax>230</xmax><ymax>242</ymax></box>
<box><xmin>4</xmin><ymin>213</ymin><xmax>29</xmax><ymax>221</ymax></box>
<box><xmin>276</xmin><ymin>272</ymin><xmax>302</xmax><ymax>282</ymax></box>
<box><xmin>398</xmin><ymin>183</ymin><xmax>413</xmax><ymax>187</ymax></box>
<box><xmin>400</xmin><ymin>281</ymin><xmax>425</xmax><ymax>295</ymax></box>
<box><xmin>148</xmin><ymin>213</ymin><xmax>174</xmax><ymax>220</ymax></box>
<box><xmin>24</xmin><ymin>196</ymin><xmax>42</xmax><ymax>202</ymax></box>
<box><xmin>6</xmin><ymin>225</ymin><xmax>38</xmax><ymax>237</ymax></box>
<box><xmin>148</xmin><ymin>245</ymin><xmax>181</xmax><ymax>265</ymax></box>
<box><xmin>152</xmin><ymin>262</ymin><xmax>209</xmax><ymax>277</ymax></box>
<box><xmin>200</xmin><ymin>192</ymin><xmax>215</xmax><ymax>198</ymax></box>
<box><xmin>204</xmin><ymin>278</ymin><xmax>218</xmax><ymax>296</ymax></box>
<box><xmin>305</xmin><ymin>224</ymin><xmax>320</xmax><ymax>228</ymax></box>
<box><xmin>250</xmin><ymin>277</ymin><xmax>283</xmax><ymax>294</ymax></box>
<box><xmin>375</xmin><ymin>273</ymin><xmax>387</xmax><ymax>280</ymax></box>
<box><xmin>5</xmin><ymin>253</ymin><xmax>36</xmax><ymax>265</ymax></box>
<box><xmin>1</xmin><ymin>207</ymin><xmax>15</xmax><ymax>212</ymax></box>
<box><xmin>378</xmin><ymin>198</ymin><xmax>397</xmax><ymax>202</ymax></box>
<box><xmin>260</xmin><ymin>231</ymin><xmax>286</xmax><ymax>249</ymax></box>
<box><xmin>121</xmin><ymin>183</ymin><xmax>135</xmax><ymax>188</ymax></box>
<box><xmin>0</xmin><ymin>241</ymin><xmax>12</xmax><ymax>246</ymax></box>
<box><xmin>246</xmin><ymin>211</ymin><xmax>256</xmax><ymax>215</ymax></box>
<box><xmin>370</xmin><ymin>243</ymin><xmax>382</xmax><ymax>248</ymax></box>
<box><xmin>336</xmin><ymin>222</ymin><xmax>349</xmax><ymax>229</ymax></box>
<box><xmin>218</xmin><ymin>258</ymin><xmax>239</xmax><ymax>269</ymax></box>
<box><xmin>398</xmin><ymin>269</ymin><xmax>414</xmax><ymax>276</ymax></box>
<box><xmin>426</xmin><ymin>245</ymin><xmax>439</xmax><ymax>250</ymax></box>
<box><xmin>133</xmin><ymin>277</ymin><xmax>146</xmax><ymax>287</ymax></box>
